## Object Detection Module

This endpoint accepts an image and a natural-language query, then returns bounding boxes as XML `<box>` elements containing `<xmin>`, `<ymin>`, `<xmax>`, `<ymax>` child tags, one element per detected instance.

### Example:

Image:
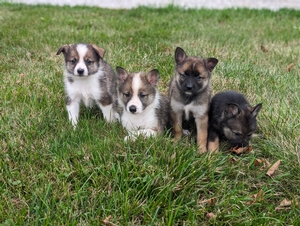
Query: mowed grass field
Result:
<box><xmin>0</xmin><ymin>2</ymin><xmax>299</xmax><ymax>225</ymax></box>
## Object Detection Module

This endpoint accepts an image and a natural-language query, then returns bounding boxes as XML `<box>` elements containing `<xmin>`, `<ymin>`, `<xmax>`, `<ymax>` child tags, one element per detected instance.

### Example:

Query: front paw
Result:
<box><xmin>198</xmin><ymin>146</ymin><xmax>207</xmax><ymax>153</ymax></box>
<box><xmin>124</xmin><ymin>134</ymin><xmax>137</xmax><ymax>142</ymax></box>
<box><xmin>182</xmin><ymin>129</ymin><xmax>191</xmax><ymax>136</ymax></box>
<box><xmin>174</xmin><ymin>132</ymin><xmax>182</xmax><ymax>141</ymax></box>
<box><xmin>70</xmin><ymin>118</ymin><xmax>78</xmax><ymax>130</ymax></box>
<box><xmin>124</xmin><ymin>129</ymin><xmax>156</xmax><ymax>142</ymax></box>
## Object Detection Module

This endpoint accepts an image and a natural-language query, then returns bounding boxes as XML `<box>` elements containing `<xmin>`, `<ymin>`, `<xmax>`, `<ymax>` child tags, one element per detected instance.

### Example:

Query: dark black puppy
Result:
<box><xmin>208</xmin><ymin>91</ymin><xmax>262</xmax><ymax>152</ymax></box>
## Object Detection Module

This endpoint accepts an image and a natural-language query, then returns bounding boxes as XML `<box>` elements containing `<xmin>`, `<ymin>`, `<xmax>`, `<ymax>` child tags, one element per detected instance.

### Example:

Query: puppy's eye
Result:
<box><xmin>233</xmin><ymin>131</ymin><xmax>242</xmax><ymax>136</ymax></box>
<box><xmin>180</xmin><ymin>73</ymin><xmax>187</xmax><ymax>78</ymax></box>
<box><xmin>247</xmin><ymin>133</ymin><xmax>253</xmax><ymax>137</ymax></box>
<box><xmin>196</xmin><ymin>75</ymin><xmax>203</xmax><ymax>80</ymax></box>
<box><xmin>140</xmin><ymin>93</ymin><xmax>148</xmax><ymax>98</ymax></box>
<box><xmin>123</xmin><ymin>92</ymin><xmax>130</xmax><ymax>97</ymax></box>
<box><xmin>86</xmin><ymin>60</ymin><xmax>93</xmax><ymax>65</ymax></box>
<box><xmin>70</xmin><ymin>59</ymin><xmax>76</xmax><ymax>64</ymax></box>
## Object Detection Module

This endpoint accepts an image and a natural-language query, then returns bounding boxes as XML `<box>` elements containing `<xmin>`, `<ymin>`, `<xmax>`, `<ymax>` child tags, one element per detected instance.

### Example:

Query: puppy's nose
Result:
<box><xmin>129</xmin><ymin>105</ymin><xmax>137</xmax><ymax>113</ymax></box>
<box><xmin>186</xmin><ymin>85</ymin><xmax>192</xmax><ymax>90</ymax></box>
<box><xmin>77</xmin><ymin>68</ymin><xmax>84</xmax><ymax>75</ymax></box>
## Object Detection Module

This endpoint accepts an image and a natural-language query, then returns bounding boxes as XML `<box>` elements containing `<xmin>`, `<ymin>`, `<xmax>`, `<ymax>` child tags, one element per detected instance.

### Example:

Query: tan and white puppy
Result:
<box><xmin>169</xmin><ymin>47</ymin><xmax>218</xmax><ymax>153</ymax></box>
<box><xmin>57</xmin><ymin>43</ymin><xmax>118</xmax><ymax>128</ymax></box>
<box><xmin>116</xmin><ymin>67</ymin><xmax>170</xmax><ymax>141</ymax></box>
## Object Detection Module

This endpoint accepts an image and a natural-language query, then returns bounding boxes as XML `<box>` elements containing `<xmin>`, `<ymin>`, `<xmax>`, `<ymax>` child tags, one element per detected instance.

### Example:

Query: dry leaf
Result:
<box><xmin>260</xmin><ymin>45</ymin><xmax>269</xmax><ymax>52</ymax></box>
<box><xmin>280</xmin><ymin>198</ymin><xmax>292</xmax><ymax>207</ymax></box>
<box><xmin>276</xmin><ymin>198</ymin><xmax>298</xmax><ymax>210</ymax></box>
<box><xmin>230</xmin><ymin>145</ymin><xmax>253</xmax><ymax>154</ymax></box>
<box><xmin>230</xmin><ymin>157</ymin><xmax>239</xmax><ymax>163</ymax></box>
<box><xmin>11</xmin><ymin>198</ymin><xmax>22</xmax><ymax>205</ymax></box>
<box><xmin>255</xmin><ymin>189</ymin><xmax>264</xmax><ymax>201</ymax></box>
<box><xmin>280</xmin><ymin>198</ymin><xmax>298</xmax><ymax>207</ymax></box>
<box><xmin>286</xmin><ymin>63</ymin><xmax>294</xmax><ymax>72</ymax></box>
<box><xmin>249</xmin><ymin>189</ymin><xmax>264</xmax><ymax>205</ymax></box>
<box><xmin>170</xmin><ymin>152</ymin><xmax>177</xmax><ymax>160</ymax></box>
<box><xmin>198</xmin><ymin>197</ymin><xmax>216</xmax><ymax>206</ymax></box>
<box><xmin>254</xmin><ymin>159</ymin><xmax>263</xmax><ymax>165</ymax></box>
<box><xmin>264</xmin><ymin>159</ymin><xmax>271</xmax><ymax>168</ymax></box>
<box><xmin>266</xmin><ymin>160</ymin><xmax>281</xmax><ymax>177</ymax></box>
<box><xmin>206</xmin><ymin>212</ymin><xmax>216</xmax><ymax>219</ymax></box>
<box><xmin>102</xmin><ymin>215</ymin><xmax>113</xmax><ymax>225</ymax></box>
<box><xmin>254</xmin><ymin>158</ymin><xmax>271</xmax><ymax>170</ymax></box>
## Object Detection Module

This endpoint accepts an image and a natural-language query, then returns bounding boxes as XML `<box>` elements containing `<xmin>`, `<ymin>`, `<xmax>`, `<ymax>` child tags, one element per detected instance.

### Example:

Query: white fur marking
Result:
<box><xmin>122</xmin><ymin>93</ymin><xmax>159</xmax><ymax>131</ymax></box>
<box><xmin>75</xmin><ymin>44</ymin><xmax>88</xmax><ymax>76</ymax></box>
<box><xmin>171</xmin><ymin>99</ymin><xmax>206</xmax><ymax>120</ymax></box>
<box><xmin>124</xmin><ymin>129</ymin><xmax>157</xmax><ymax>141</ymax></box>
<box><xmin>98</xmin><ymin>103</ymin><xmax>115</xmax><ymax>122</ymax></box>
<box><xmin>127</xmin><ymin>73</ymin><xmax>143</xmax><ymax>113</ymax></box>
<box><xmin>118</xmin><ymin>73</ymin><xmax>162</xmax><ymax>140</ymax></box>
<box><xmin>121</xmin><ymin>91</ymin><xmax>160</xmax><ymax>142</ymax></box>
<box><xmin>65</xmin><ymin>70</ymin><xmax>103</xmax><ymax>108</ymax></box>
<box><xmin>64</xmin><ymin>44</ymin><xmax>118</xmax><ymax>127</ymax></box>
<box><xmin>66</xmin><ymin>100</ymin><xmax>80</xmax><ymax>128</ymax></box>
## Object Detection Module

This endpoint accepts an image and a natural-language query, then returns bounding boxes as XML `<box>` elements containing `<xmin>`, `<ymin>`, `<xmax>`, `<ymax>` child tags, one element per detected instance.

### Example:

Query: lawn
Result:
<box><xmin>0</xmin><ymin>2</ymin><xmax>299</xmax><ymax>225</ymax></box>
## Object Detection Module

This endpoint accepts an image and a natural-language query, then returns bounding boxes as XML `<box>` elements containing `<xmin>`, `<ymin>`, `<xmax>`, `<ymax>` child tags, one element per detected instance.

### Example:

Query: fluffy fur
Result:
<box><xmin>169</xmin><ymin>47</ymin><xmax>218</xmax><ymax>153</ymax></box>
<box><xmin>56</xmin><ymin>43</ymin><xmax>118</xmax><ymax>128</ymax></box>
<box><xmin>116</xmin><ymin>67</ymin><xmax>170</xmax><ymax>141</ymax></box>
<box><xmin>208</xmin><ymin>90</ymin><xmax>262</xmax><ymax>152</ymax></box>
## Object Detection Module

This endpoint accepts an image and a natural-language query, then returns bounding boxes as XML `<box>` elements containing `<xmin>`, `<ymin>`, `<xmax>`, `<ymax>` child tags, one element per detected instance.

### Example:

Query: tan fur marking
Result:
<box><xmin>208</xmin><ymin>138</ymin><xmax>220</xmax><ymax>153</ymax></box>
<box><xmin>171</xmin><ymin>111</ymin><xmax>183</xmax><ymax>141</ymax></box>
<box><xmin>177</xmin><ymin>58</ymin><xmax>209</xmax><ymax>79</ymax></box>
<box><xmin>195</xmin><ymin>115</ymin><xmax>208</xmax><ymax>153</ymax></box>
<box><xmin>91</xmin><ymin>44</ymin><xmax>105</xmax><ymax>58</ymax></box>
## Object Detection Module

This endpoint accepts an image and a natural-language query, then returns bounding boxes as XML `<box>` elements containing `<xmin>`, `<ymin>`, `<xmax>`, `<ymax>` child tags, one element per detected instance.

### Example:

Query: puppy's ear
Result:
<box><xmin>91</xmin><ymin>44</ymin><xmax>106</xmax><ymax>59</ymax></box>
<box><xmin>147</xmin><ymin>69</ymin><xmax>159</xmax><ymax>86</ymax></box>
<box><xmin>205</xmin><ymin>58</ymin><xmax>218</xmax><ymax>72</ymax></box>
<box><xmin>116</xmin><ymin>66</ymin><xmax>128</xmax><ymax>83</ymax></box>
<box><xmin>250</xmin><ymin>103</ymin><xmax>262</xmax><ymax>117</ymax></box>
<box><xmin>56</xmin><ymin>44</ymin><xmax>70</xmax><ymax>55</ymax></box>
<box><xmin>175</xmin><ymin>47</ymin><xmax>187</xmax><ymax>65</ymax></box>
<box><xmin>225</xmin><ymin>103</ymin><xmax>240</xmax><ymax>117</ymax></box>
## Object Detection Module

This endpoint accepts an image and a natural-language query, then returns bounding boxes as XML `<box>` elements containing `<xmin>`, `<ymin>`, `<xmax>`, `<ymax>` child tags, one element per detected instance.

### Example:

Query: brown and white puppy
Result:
<box><xmin>116</xmin><ymin>66</ymin><xmax>170</xmax><ymax>141</ymax></box>
<box><xmin>169</xmin><ymin>47</ymin><xmax>218</xmax><ymax>153</ymax></box>
<box><xmin>57</xmin><ymin>43</ymin><xmax>118</xmax><ymax>128</ymax></box>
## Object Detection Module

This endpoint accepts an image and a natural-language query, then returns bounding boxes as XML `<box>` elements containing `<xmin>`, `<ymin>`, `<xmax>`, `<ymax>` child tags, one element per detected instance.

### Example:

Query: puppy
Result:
<box><xmin>57</xmin><ymin>43</ymin><xmax>118</xmax><ymax>128</ymax></box>
<box><xmin>116</xmin><ymin>66</ymin><xmax>170</xmax><ymax>141</ymax></box>
<box><xmin>169</xmin><ymin>47</ymin><xmax>218</xmax><ymax>153</ymax></box>
<box><xmin>208</xmin><ymin>91</ymin><xmax>262</xmax><ymax>152</ymax></box>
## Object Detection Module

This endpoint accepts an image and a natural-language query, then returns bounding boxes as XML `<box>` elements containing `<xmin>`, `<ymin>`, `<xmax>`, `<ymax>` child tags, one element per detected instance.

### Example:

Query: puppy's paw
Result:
<box><xmin>114</xmin><ymin>112</ymin><xmax>121</xmax><ymax>122</ymax></box>
<box><xmin>137</xmin><ymin>129</ymin><xmax>156</xmax><ymax>138</ymax></box>
<box><xmin>70</xmin><ymin>119</ymin><xmax>78</xmax><ymax>130</ymax></box>
<box><xmin>124</xmin><ymin>129</ymin><xmax>157</xmax><ymax>142</ymax></box>
<box><xmin>124</xmin><ymin>134</ymin><xmax>137</xmax><ymax>142</ymax></box>
<box><xmin>182</xmin><ymin>129</ymin><xmax>191</xmax><ymax>136</ymax></box>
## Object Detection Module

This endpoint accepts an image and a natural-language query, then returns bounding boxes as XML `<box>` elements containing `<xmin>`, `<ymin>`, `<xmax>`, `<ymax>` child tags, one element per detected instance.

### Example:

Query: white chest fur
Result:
<box><xmin>65</xmin><ymin>70</ymin><xmax>103</xmax><ymax>107</ymax></box>
<box><xmin>171</xmin><ymin>99</ymin><xmax>207</xmax><ymax>120</ymax></box>
<box><xmin>121</xmin><ymin>94</ymin><xmax>160</xmax><ymax>132</ymax></box>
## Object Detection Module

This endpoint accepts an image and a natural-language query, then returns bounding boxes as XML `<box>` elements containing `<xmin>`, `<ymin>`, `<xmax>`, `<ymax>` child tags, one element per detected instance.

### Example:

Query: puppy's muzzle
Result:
<box><xmin>129</xmin><ymin>105</ymin><xmax>137</xmax><ymax>113</ymax></box>
<box><xmin>77</xmin><ymin>68</ymin><xmax>85</xmax><ymax>76</ymax></box>
<box><xmin>186</xmin><ymin>84</ymin><xmax>193</xmax><ymax>91</ymax></box>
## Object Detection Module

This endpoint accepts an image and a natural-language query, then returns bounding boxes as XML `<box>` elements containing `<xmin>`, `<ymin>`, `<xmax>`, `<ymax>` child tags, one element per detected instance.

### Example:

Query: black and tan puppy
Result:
<box><xmin>169</xmin><ymin>47</ymin><xmax>218</xmax><ymax>153</ymax></box>
<box><xmin>208</xmin><ymin>91</ymin><xmax>262</xmax><ymax>152</ymax></box>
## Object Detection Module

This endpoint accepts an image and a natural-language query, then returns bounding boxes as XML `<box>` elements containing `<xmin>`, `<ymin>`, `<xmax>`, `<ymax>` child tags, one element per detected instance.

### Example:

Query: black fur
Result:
<box><xmin>208</xmin><ymin>91</ymin><xmax>262</xmax><ymax>148</ymax></box>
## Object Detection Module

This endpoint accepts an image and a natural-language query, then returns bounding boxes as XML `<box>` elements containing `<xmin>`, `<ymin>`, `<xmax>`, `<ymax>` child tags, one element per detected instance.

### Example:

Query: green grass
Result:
<box><xmin>0</xmin><ymin>2</ymin><xmax>300</xmax><ymax>225</ymax></box>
